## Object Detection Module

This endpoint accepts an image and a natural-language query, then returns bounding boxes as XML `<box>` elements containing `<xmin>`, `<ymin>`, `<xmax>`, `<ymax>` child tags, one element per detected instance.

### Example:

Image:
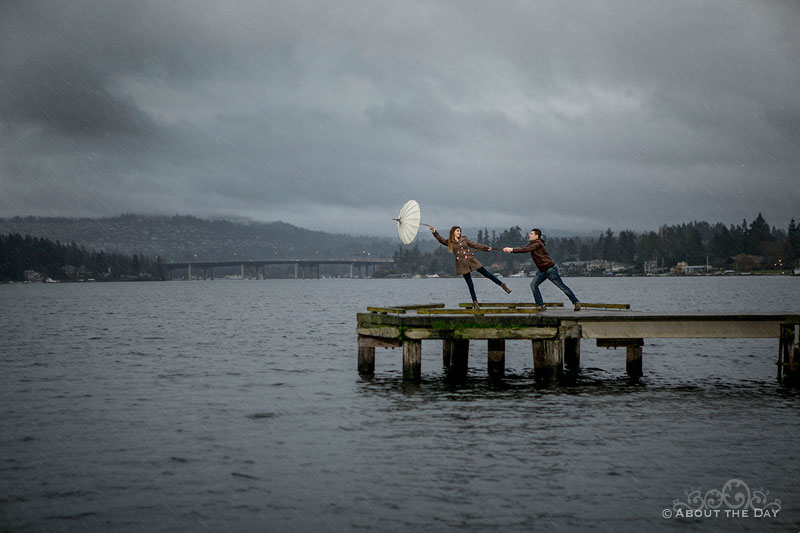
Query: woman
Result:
<box><xmin>429</xmin><ymin>225</ymin><xmax>511</xmax><ymax>310</ymax></box>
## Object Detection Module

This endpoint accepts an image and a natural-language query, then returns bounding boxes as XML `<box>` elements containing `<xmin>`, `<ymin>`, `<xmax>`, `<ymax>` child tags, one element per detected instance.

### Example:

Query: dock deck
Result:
<box><xmin>356</xmin><ymin>303</ymin><xmax>800</xmax><ymax>383</ymax></box>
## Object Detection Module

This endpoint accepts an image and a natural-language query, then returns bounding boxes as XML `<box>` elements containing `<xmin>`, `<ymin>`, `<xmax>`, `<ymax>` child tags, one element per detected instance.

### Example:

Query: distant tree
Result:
<box><xmin>680</xmin><ymin>224</ymin><xmax>704</xmax><ymax>264</ymax></box>
<box><xmin>710</xmin><ymin>223</ymin><xmax>735</xmax><ymax>259</ymax></box>
<box><xmin>787</xmin><ymin>219</ymin><xmax>800</xmax><ymax>262</ymax></box>
<box><xmin>635</xmin><ymin>232</ymin><xmax>659</xmax><ymax>263</ymax></box>
<box><xmin>732</xmin><ymin>253</ymin><xmax>757</xmax><ymax>272</ymax></box>
<box><xmin>600</xmin><ymin>228</ymin><xmax>617</xmax><ymax>261</ymax></box>
<box><xmin>748</xmin><ymin>212</ymin><xmax>772</xmax><ymax>254</ymax></box>
<box><xmin>732</xmin><ymin>219</ymin><xmax>749</xmax><ymax>254</ymax></box>
<box><xmin>617</xmin><ymin>230</ymin><xmax>636</xmax><ymax>263</ymax></box>
<box><xmin>496</xmin><ymin>226</ymin><xmax>524</xmax><ymax>248</ymax></box>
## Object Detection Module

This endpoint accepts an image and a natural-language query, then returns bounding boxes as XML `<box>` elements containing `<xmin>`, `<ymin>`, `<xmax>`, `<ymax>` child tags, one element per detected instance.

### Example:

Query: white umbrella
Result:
<box><xmin>393</xmin><ymin>200</ymin><xmax>428</xmax><ymax>244</ymax></box>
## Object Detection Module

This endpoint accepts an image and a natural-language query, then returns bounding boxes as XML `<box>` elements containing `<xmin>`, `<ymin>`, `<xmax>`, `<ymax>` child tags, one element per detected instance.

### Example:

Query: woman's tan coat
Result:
<box><xmin>432</xmin><ymin>230</ymin><xmax>491</xmax><ymax>275</ymax></box>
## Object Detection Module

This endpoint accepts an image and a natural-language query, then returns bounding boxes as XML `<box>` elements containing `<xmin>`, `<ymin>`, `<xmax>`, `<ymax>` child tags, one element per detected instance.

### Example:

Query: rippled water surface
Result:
<box><xmin>2</xmin><ymin>277</ymin><xmax>799</xmax><ymax>532</ymax></box>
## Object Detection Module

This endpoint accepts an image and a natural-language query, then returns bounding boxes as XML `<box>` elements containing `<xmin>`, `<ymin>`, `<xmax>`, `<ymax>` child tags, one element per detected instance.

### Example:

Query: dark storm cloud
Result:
<box><xmin>1</xmin><ymin>0</ymin><xmax>798</xmax><ymax>234</ymax></box>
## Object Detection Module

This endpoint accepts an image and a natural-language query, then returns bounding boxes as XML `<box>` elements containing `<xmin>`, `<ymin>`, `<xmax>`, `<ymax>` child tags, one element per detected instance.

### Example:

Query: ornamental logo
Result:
<box><xmin>662</xmin><ymin>479</ymin><xmax>782</xmax><ymax>520</ymax></box>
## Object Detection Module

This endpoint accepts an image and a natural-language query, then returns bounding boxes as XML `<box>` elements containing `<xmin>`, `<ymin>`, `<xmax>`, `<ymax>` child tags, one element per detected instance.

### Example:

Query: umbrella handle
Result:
<box><xmin>392</xmin><ymin>218</ymin><xmax>432</xmax><ymax>227</ymax></box>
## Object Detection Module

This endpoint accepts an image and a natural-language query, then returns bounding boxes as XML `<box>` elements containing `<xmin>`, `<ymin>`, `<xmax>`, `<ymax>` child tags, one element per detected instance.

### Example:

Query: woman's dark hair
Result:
<box><xmin>447</xmin><ymin>226</ymin><xmax>461</xmax><ymax>254</ymax></box>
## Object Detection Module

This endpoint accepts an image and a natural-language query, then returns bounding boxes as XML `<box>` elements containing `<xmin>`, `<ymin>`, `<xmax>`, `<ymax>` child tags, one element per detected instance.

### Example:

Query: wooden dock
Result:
<box><xmin>356</xmin><ymin>303</ymin><xmax>800</xmax><ymax>383</ymax></box>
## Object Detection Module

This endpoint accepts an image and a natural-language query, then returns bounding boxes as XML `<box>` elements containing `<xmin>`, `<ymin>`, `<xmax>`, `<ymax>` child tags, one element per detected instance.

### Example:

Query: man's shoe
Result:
<box><xmin>537</xmin><ymin>305</ymin><xmax>546</xmax><ymax>312</ymax></box>
<box><xmin>472</xmin><ymin>300</ymin><xmax>480</xmax><ymax>311</ymax></box>
<box><xmin>574</xmin><ymin>302</ymin><xmax>581</xmax><ymax>311</ymax></box>
<box><xmin>501</xmin><ymin>283</ymin><xmax>512</xmax><ymax>294</ymax></box>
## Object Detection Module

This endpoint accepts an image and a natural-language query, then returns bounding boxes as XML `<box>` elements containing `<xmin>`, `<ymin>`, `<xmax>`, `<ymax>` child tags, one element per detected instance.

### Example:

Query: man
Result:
<box><xmin>503</xmin><ymin>229</ymin><xmax>581</xmax><ymax>311</ymax></box>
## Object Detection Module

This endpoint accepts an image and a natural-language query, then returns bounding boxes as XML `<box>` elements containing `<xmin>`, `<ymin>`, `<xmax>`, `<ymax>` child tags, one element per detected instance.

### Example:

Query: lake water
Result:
<box><xmin>2</xmin><ymin>276</ymin><xmax>799</xmax><ymax>532</ymax></box>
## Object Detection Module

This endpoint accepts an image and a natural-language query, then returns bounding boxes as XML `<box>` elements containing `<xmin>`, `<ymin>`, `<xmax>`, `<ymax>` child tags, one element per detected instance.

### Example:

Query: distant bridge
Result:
<box><xmin>163</xmin><ymin>258</ymin><xmax>394</xmax><ymax>280</ymax></box>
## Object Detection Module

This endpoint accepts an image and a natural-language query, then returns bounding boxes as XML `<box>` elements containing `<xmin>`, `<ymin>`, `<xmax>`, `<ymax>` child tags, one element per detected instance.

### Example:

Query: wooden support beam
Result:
<box><xmin>442</xmin><ymin>339</ymin><xmax>453</xmax><ymax>369</ymax></box>
<box><xmin>562</xmin><ymin>325</ymin><xmax>581</xmax><ymax>371</ymax></box>
<box><xmin>779</xmin><ymin>324</ymin><xmax>799</xmax><ymax>381</ymax></box>
<box><xmin>358</xmin><ymin>346</ymin><xmax>375</xmax><ymax>375</ymax></box>
<box><xmin>404</xmin><ymin>327</ymin><xmax>558</xmax><ymax>341</ymax></box>
<box><xmin>394</xmin><ymin>303</ymin><xmax>446</xmax><ymax>310</ymax></box>
<box><xmin>488</xmin><ymin>339</ymin><xmax>505</xmax><ymax>379</ymax></box>
<box><xmin>366</xmin><ymin>307</ymin><xmax>407</xmax><ymax>314</ymax></box>
<box><xmin>578</xmin><ymin>302</ymin><xmax>630</xmax><ymax>309</ymax></box>
<box><xmin>443</xmin><ymin>339</ymin><xmax>469</xmax><ymax>380</ymax></box>
<box><xmin>403</xmin><ymin>340</ymin><xmax>422</xmax><ymax>382</ymax></box>
<box><xmin>582</xmin><ymin>320</ymin><xmax>781</xmax><ymax>339</ymax></box>
<box><xmin>597</xmin><ymin>338</ymin><xmax>644</xmax><ymax>379</ymax></box>
<box><xmin>358</xmin><ymin>334</ymin><xmax>402</xmax><ymax>349</ymax></box>
<box><xmin>457</xmin><ymin>302</ymin><xmax>564</xmax><ymax>308</ymax></box>
<box><xmin>596</xmin><ymin>338</ymin><xmax>645</xmax><ymax>348</ymax></box>
<box><xmin>792</xmin><ymin>343</ymin><xmax>800</xmax><ymax>383</ymax></box>
<box><xmin>532</xmin><ymin>339</ymin><xmax>563</xmax><ymax>382</ymax></box>
<box><xmin>626</xmin><ymin>344</ymin><xmax>643</xmax><ymax>380</ymax></box>
<box><xmin>778</xmin><ymin>325</ymin><xmax>790</xmax><ymax>379</ymax></box>
<box><xmin>417</xmin><ymin>308</ymin><xmax>542</xmax><ymax>315</ymax></box>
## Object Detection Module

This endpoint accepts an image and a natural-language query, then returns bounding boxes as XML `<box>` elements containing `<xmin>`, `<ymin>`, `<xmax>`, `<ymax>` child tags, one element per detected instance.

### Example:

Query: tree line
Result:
<box><xmin>3</xmin><ymin>213</ymin><xmax>799</xmax><ymax>282</ymax></box>
<box><xmin>0</xmin><ymin>233</ymin><xmax>166</xmax><ymax>282</ymax></box>
<box><xmin>379</xmin><ymin>214</ymin><xmax>800</xmax><ymax>277</ymax></box>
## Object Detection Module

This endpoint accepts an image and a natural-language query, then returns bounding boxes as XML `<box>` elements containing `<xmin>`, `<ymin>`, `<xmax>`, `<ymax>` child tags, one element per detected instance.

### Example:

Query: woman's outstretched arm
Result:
<box><xmin>429</xmin><ymin>225</ymin><xmax>449</xmax><ymax>246</ymax></box>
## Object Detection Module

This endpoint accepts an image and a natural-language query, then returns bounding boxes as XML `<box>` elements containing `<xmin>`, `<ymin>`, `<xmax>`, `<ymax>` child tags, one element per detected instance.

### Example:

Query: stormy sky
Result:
<box><xmin>1</xmin><ymin>0</ymin><xmax>798</xmax><ymax>236</ymax></box>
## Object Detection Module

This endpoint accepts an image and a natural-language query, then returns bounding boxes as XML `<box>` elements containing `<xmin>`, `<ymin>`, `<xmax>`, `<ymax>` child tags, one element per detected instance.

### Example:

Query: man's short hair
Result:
<box><xmin>531</xmin><ymin>228</ymin><xmax>542</xmax><ymax>237</ymax></box>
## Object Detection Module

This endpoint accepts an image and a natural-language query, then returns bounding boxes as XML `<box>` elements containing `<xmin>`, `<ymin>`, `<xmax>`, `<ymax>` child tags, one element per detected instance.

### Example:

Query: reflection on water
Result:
<box><xmin>1</xmin><ymin>277</ymin><xmax>799</xmax><ymax>532</ymax></box>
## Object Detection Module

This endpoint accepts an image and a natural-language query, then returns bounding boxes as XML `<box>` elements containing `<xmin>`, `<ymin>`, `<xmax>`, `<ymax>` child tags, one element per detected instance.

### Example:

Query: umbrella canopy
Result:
<box><xmin>394</xmin><ymin>200</ymin><xmax>422</xmax><ymax>244</ymax></box>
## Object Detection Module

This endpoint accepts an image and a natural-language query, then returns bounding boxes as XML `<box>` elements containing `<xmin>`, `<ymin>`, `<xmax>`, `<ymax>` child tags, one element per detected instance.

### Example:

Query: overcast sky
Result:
<box><xmin>1</xmin><ymin>0</ymin><xmax>798</xmax><ymax>237</ymax></box>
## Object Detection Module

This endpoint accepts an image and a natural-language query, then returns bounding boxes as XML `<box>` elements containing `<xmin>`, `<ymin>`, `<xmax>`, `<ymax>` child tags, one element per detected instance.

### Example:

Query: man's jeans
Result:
<box><xmin>530</xmin><ymin>265</ymin><xmax>579</xmax><ymax>306</ymax></box>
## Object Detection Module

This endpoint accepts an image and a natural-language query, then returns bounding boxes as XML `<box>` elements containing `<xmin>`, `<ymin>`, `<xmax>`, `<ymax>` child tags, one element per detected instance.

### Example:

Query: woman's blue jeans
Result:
<box><xmin>530</xmin><ymin>265</ymin><xmax>578</xmax><ymax>306</ymax></box>
<box><xmin>463</xmin><ymin>267</ymin><xmax>503</xmax><ymax>301</ymax></box>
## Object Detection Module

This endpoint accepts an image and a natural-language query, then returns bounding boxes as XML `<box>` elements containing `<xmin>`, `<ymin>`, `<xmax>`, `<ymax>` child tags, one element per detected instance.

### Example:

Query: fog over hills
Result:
<box><xmin>0</xmin><ymin>215</ymin><xmax>406</xmax><ymax>262</ymax></box>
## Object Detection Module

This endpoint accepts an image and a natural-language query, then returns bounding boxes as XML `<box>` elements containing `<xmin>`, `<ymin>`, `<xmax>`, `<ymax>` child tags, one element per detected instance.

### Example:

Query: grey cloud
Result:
<box><xmin>1</xmin><ymin>0</ymin><xmax>799</xmax><ymax>235</ymax></box>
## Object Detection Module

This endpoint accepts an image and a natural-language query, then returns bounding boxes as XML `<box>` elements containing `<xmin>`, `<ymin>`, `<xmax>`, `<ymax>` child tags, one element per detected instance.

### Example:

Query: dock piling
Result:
<box><xmin>488</xmin><ymin>339</ymin><xmax>505</xmax><ymax>379</ymax></box>
<box><xmin>562</xmin><ymin>325</ymin><xmax>581</xmax><ymax>372</ymax></box>
<box><xmin>403</xmin><ymin>340</ymin><xmax>422</xmax><ymax>381</ymax></box>
<box><xmin>443</xmin><ymin>339</ymin><xmax>469</xmax><ymax>380</ymax></box>
<box><xmin>597</xmin><ymin>338</ymin><xmax>645</xmax><ymax>380</ymax></box>
<box><xmin>626</xmin><ymin>343</ymin><xmax>644</xmax><ymax>380</ymax></box>
<box><xmin>779</xmin><ymin>324</ymin><xmax>800</xmax><ymax>382</ymax></box>
<box><xmin>358</xmin><ymin>346</ymin><xmax>375</xmax><ymax>375</ymax></box>
<box><xmin>532</xmin><ymin>339</ymin><xmax>563</xmax><ymax>382</ymax></box>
